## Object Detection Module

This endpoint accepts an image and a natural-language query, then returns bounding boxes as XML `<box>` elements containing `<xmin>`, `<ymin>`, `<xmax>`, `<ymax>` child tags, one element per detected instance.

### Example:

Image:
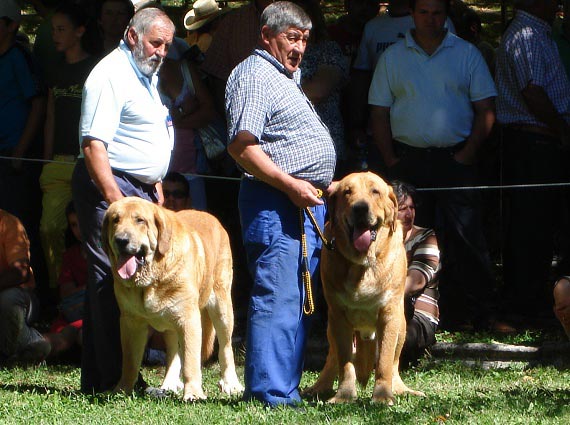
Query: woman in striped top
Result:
<box><xmin>391</xmin><ymin>180</ymin><xmax>441</xmax><ymax>368</ymax></box>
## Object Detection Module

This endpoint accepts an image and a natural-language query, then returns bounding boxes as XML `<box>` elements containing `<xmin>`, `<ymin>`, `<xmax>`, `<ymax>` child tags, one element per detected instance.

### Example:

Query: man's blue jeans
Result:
<box><xmin>239</xmin><ymin>178</ymin><xmax>325</xmax><ymax>407</ymax></box>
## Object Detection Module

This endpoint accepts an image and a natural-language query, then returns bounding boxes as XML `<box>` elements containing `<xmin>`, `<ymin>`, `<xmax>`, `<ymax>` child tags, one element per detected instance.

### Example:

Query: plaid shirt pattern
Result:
<box><xmin>496</xmin><ymin>10</ymin><xmax>570</xmax><ymax>125</ymax></box>
<box><xmin>226</xmin><ymin>49</ymin><xmax>336</xmax><ymax>188</ymax></box>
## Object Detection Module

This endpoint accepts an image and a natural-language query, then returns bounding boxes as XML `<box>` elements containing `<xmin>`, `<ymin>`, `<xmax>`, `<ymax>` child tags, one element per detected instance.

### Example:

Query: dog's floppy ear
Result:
<box><xmin>154</xmin><ymin>204</ymin><xmax>172</xmax><ymax>256</ymax></box>
<box><xmin>101</xmin><ymin>211</ymin><xmax>111</xmax><ymax>256</ymax></box>
<box><xmin>387</xmin><ymin>186</ymin><xmax>399</xmax><ymax>233</ymax></box>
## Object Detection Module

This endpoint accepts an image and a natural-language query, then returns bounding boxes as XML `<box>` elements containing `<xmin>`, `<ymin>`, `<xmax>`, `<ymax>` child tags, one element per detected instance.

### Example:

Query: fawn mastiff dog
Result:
<box><xmin>305</xmin><ymin>172</ymin><xmax>423</xmax><ymax>404</ymax></box>
<box><xmin>102</xmin><ymin>197</ymin><xmax>243</xmax><ymax>401</ymax></box>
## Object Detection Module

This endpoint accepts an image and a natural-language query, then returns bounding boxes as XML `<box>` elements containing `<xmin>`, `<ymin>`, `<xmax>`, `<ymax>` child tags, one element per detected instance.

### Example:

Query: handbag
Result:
<box><xmin>180</xmin><ymin>60</ymin><xmax>226</xmax><ymax>160</ymax></box>
<box><xmin>197</xmin><ymin>125</ymin><xmax>226</xmax><ymax>160</ymax></box>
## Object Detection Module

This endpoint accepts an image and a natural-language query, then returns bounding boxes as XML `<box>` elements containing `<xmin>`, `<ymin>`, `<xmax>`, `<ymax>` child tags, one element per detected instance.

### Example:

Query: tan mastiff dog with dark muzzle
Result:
<box><xmin>102</xmin><ymin>197</ymin><xmax>243</xmax><ymax>401</ymax></box>
<box><xmin>305</xmin><ymin>172</ymin><xmax>424</xmax><ymax>404</ymax></box>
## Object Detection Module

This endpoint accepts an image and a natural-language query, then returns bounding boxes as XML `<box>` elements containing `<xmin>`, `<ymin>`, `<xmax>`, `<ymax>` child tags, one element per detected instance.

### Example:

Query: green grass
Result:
<box><xmin>1</xmin><ymin>352</ymin><xmax>570</xmax><ymax>424</ymax></box>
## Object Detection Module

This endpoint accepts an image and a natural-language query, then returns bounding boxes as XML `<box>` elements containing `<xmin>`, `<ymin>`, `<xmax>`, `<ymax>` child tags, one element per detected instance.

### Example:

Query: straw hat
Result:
<box><xmin>184</xmin><ymin>0</ymin><xmax>226</xmax><ymax>31</ymax></box>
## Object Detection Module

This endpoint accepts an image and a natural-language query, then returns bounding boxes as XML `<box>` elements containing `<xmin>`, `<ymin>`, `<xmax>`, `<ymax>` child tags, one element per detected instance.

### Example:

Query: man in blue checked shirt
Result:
<box><xmin>225</xmin><ymin>1</ymin><xmax>336</xmax><ymax>407</ymax></box>
<box><xmin>496</xmin><ymin>0</ymin><xmax>570</xmax><ymax>328</ymax></box>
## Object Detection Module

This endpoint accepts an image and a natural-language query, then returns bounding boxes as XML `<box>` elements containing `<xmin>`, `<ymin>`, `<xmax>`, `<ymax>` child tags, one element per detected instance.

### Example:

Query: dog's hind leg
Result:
<box><xmin>391</xmin><ymin>316</ymin><xmax>425</xmax><ymax>398</ymax></box>
<box><xmin>302</xmin><ymin>318</ymin><xmax>338</xmax><ymax>398</ymax></box>
<box><xmin>114</xmin><ymin>313</ymin><xmax>148</xmax><ymax>394</ymax></box>
<box><xmin>328</xmin><ymin>312</ymin><xmax>358</xmax><ymax>403</ymax></box>
<box><xmin>159</xmin><ymin>330</ymin><xmax>183</xmax><ymax>393</ymax></box>
<box><xmin>201</xmin><ymin>310</ymin><xmax>216</xmax><ymax>364</ymax></box>
<box><xmin>207</xmin><ymin>273</ymin><xmax>244</xmax><ymax>396</ymax></box>
<box><xmin>371</xmin><ymin>312</ymin><xmax>399</xmax><ymax>405</ymax></box>
<box><xmin>354</xmin><ymin>333</ymin><xmax>375</xmax><ymax>389</ymax></box>
<box><xmin>179</xmin><ymin>309</ymin><xmax>208</xmax><ymax>401</ymax></box>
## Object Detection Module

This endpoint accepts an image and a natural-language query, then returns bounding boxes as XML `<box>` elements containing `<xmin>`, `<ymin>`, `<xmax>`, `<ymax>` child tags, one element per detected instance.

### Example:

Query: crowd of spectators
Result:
<box><xmin>1</xmin><ymin>0</ymin><xmax>570</xmax><ymax>381</ymax></box>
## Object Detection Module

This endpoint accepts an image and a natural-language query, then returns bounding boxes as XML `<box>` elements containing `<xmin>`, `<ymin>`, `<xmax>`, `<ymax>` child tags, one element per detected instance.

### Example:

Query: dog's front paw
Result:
<box><xmin>371</xmin><ymin>385</ymin><xmax>395</xmax><ymax>405</ymax></box>
<box><xmin>218</xmin><ymin>378</ymin><xmax>244</xmax><ymax>395</ymax></box>
<box><xmin>160</xmin><ymin>378</ymin><xmax>184</xmax><ymax>393</ymax></box>
<box><xmin>302</xmin><ymin>384</ymin><xmax>335</xmax><ymax>400</ymax></box>
<box><xmin>392</xmin><ymin>374</ymin><xmax>425</xmax><ymax>397</ymax></box>
<box><xmin>183</xmin><ymin>383</ymin><xmax>207</xmax><ymax>402</ymax></box>
<box><xmin>327</xmin><ymin>387</ymin><xmax>358</xmax><ymax>403</ymax></box>
<box><xmin>113</xmin><ymin>381</ymin><xmax>134</xmax><ymax>395</ymax></box>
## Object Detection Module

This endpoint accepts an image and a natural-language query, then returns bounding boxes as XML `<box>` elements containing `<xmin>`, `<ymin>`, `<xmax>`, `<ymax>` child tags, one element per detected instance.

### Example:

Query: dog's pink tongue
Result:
<box><xmin>117</xmin><ymin>255</ymin><xmax>137</xmax><ymax>279</ymax></box>
<box><xmin>353</xmin><ymin>228</ymin><xmax>372</xmax><ymax>253</ymax></box>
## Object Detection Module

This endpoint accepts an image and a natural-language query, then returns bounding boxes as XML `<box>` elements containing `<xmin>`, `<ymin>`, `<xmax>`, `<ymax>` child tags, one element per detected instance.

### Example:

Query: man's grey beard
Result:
<box><xmin>132</xmin><ymin>38</ymin><xmax>163</xmax><ymax>77</ymax></box>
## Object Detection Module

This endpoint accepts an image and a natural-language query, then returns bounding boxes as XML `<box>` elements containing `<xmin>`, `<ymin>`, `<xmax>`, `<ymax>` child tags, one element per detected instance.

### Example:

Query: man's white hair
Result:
<box><xmin>125</xmin><ymin>7</ymin><xmax>174</xmax><ymax>40</ymax></box>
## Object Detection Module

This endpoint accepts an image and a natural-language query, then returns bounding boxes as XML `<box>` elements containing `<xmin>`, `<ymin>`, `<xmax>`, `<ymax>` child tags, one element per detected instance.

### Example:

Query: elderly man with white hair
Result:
<box><xmin>72</xmin><ymin>6</ymin><xmax>174</xmax><ymax>394</ymax></box>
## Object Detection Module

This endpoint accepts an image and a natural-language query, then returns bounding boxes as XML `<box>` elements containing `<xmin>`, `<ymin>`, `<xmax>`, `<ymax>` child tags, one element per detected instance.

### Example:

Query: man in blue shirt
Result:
<box><xmin>72</xmin><ymin>7</ymin><xmax>174</xmax><ymax>394</ymax></box>
<box><xmin>226</xmin><ymin>1</ymin><xmax>336</xmax><ymax>407</ymax></box>
<box><xmin>495</xmin><ymin>0</ymin><xmax>570</xmax><ymax>328</ymax></box>
<box><xmin>369</xmin><ymin>0</ymin><xmax>497</xmax><ymax>331</ymax></box>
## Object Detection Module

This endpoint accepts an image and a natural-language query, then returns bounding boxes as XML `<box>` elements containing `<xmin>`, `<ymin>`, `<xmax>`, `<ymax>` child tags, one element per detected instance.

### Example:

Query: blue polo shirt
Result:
<box><xmin>369</xmin><ymin>30</ymin><xmax>497</xmax><ymax>148</ymax></box>
<box><xmin>79</xmin><ymin>41</ymin><xmax>173</xmax><ymax>184</ymax></box>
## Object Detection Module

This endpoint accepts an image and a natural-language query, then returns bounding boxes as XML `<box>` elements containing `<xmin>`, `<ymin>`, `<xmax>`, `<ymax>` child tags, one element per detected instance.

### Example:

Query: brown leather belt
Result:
<box><xmin>504</xmin><ymin>124</ymin><xmax>559</xmax><ymax>139</ymax></box>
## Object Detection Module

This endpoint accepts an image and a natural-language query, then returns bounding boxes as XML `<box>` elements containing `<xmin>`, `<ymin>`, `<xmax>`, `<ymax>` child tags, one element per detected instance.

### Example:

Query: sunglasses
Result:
<box><xmin>163</xmin><ymin>189</ymin><xmax>187</xmax><ymax>199</ymax></box>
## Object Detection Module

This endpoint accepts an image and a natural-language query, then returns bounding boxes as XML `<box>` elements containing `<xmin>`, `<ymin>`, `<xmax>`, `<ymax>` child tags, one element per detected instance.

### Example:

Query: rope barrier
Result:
<box><xmin>0</xmin><ymin>155</ymin><xmax>241</xmax><ymax>182</ymax></box>
<box><xmin>2</xmin><ymin>155</ymin><xmax>570</xmax><ymax>191</ymax></box>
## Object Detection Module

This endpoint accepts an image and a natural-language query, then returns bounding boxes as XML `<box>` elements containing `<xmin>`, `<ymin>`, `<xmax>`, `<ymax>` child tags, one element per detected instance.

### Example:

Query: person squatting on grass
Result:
<box><xmin>0</xmin><ymin>209</ymin><xmax>50</xmax><ymax>365</ymax></box>
<box><xmin>225</xmin><ymin>1</ymin><xmax>336</xmax><ymax>407</ymax></box>
<box><xmin>391</xmin><ymin>180</ymin><xmax>441</xmax><ymax>368</ymax></box>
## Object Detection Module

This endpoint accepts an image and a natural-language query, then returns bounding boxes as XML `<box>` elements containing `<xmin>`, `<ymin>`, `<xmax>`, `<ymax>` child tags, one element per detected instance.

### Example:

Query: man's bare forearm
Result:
<box><xmin>82</xmin><ymin>138</ymin><xmax>123</xmax><ymax>204</ymax></box>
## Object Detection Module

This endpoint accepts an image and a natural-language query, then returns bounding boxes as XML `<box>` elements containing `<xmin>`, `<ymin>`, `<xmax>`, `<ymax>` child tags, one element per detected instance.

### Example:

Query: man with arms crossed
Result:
<box><xmin>226</xmin><ymin>1</ymin><xmax>336</xmax><ymax>407</ymax></box>
<box><xmin>369</xmin><ymin>0</ymin><xmax>497</xmax><ymax>330</ymax></box>
<box><xmin>72</xmin><ymin>7</ymin><xmax>174</xmax><ymax>393</ymax></box>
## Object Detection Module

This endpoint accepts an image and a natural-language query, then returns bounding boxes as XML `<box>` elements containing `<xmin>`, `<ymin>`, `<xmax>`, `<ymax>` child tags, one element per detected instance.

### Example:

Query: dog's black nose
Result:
<box><xmin>352</xmin><ymin>201</ymin><xmax>369</xmax><ymax>218</ymax></box>
<box><xmin>352</xmin><ymin>201</ymin><xmax>371</xmax><ymax>228</ymax></box>
<box><xmin>114</xmin><ymin>234</ymin><xmax>130</xmax><ymax>250</ymax></box>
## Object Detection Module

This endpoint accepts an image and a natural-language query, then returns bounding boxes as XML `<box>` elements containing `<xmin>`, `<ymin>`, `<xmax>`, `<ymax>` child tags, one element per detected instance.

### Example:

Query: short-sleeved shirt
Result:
<box><xmin>226</xmin><ymin>48</ymin><xmax>336</xmax><ymax>188</ymax></box>
<box><xmin>369</xmin><ymin>30</ymin><xmax>497</xmax><ymax>148</ymax></box>
<box><xmin>79</xmin><ymin>41</ymin><xmax>173</xmax><ymax>184</ymax></box>
<box><xmin>353</xmin><ymin>14</ymin><xmax>455</xmax><ymax>72</ymax></box>
<box><xmin>47</xmin><ymin>55</ymin><xmax>99</xmax><ymax>156</ymax></box>
<box><xmin>495</xmin><ymin>10</ymin><xmax>570</xmax><ymax>126</ymax></box>
<box><xmin>0</xmin><ymin>43</ymin><xmax>45</xmax><ymax>149</ymax></box>
<box><xmin>405</xmin><ymin>225</ymin><xmax>440</xmax><ymax>323</ymax></box>
<box><xmin>0</xmin><ymin>209</ymin><xmax>35</xmax><ymax>289</ymax></box>
<box><xmin>201</xmin><ymin>2</ymin><xmax>260</xmax><ymax>81</ymax></box>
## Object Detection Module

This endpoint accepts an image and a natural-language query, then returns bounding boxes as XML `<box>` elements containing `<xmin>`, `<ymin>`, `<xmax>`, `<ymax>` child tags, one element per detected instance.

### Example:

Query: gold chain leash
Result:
<box><xmin>299</xmin><ymin>189</ymin><xmax>334</xmax><ymax>316</ymax></box>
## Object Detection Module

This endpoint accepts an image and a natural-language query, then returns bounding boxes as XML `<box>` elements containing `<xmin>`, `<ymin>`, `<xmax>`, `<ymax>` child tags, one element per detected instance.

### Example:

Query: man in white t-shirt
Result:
<box><xmin>369</xmin><ymin>0</ymin><xmax>496</xmax><ymax>331</ymax></box>
<box><xmin>347</xmin><ymin>0</ymin><xmax>454</xmax><ymax>171</ymax></box>
<box><xmin>72</xmin><ymin>7</ymin><xmax>174</xmax><ymax>394</ymax></box>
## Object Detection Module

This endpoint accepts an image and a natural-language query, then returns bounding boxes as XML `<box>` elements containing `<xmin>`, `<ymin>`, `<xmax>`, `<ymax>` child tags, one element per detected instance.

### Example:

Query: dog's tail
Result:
<box><xmin>201</xmin><ymin>312</ymin><xmax>216</xmax><ymax>364</ymax></box>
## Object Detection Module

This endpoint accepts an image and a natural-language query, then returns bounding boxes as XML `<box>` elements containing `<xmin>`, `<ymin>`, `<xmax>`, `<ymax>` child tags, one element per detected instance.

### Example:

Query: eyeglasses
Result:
<box><xmin>163</xmin><ymin>189</ymin><xmax>187</xmax><ymax>199</ymax></box>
